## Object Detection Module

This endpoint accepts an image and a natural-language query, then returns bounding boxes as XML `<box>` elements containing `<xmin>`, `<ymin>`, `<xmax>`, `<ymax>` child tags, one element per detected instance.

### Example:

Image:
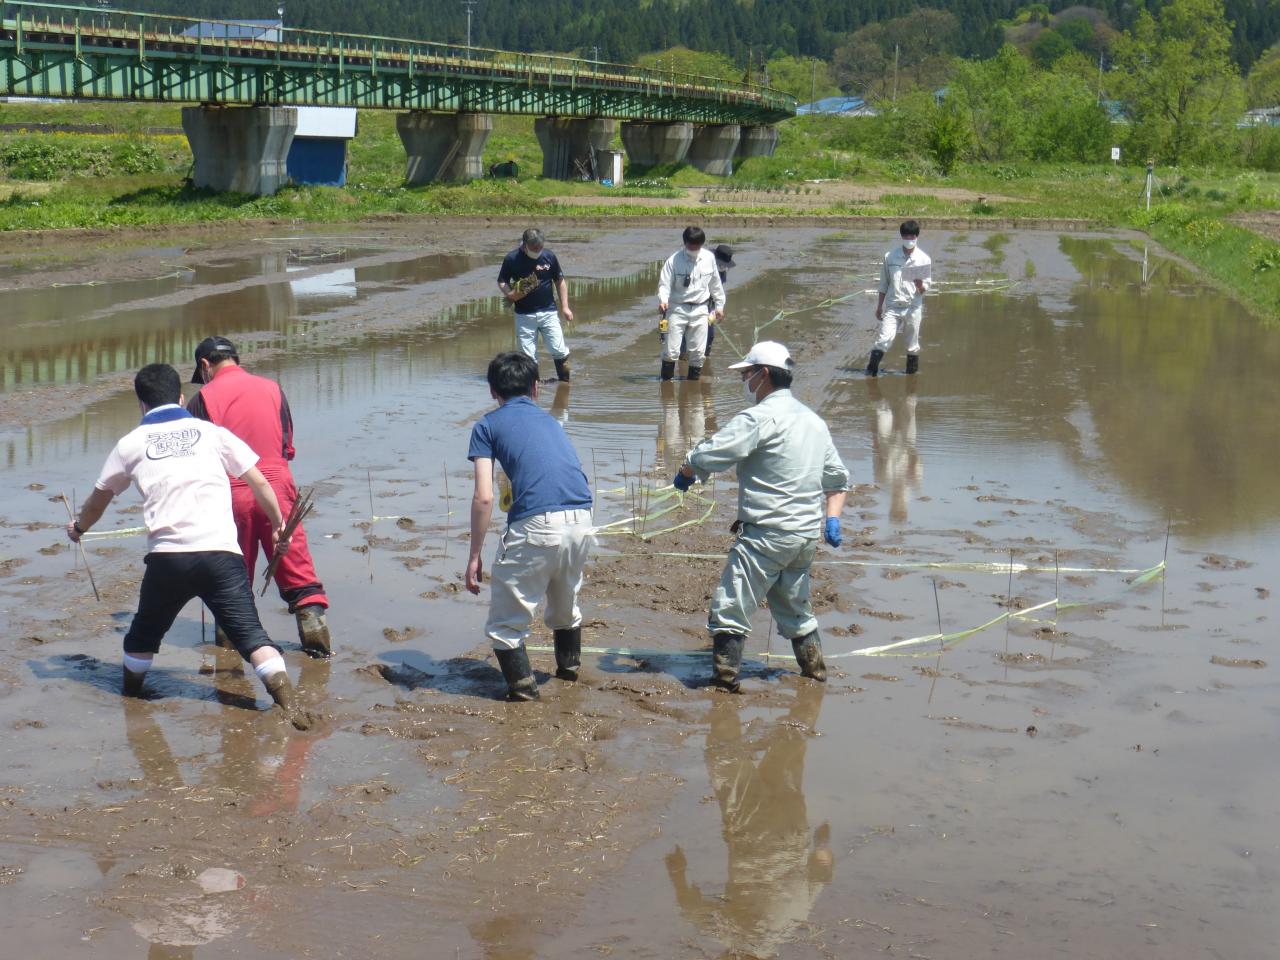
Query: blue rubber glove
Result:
<box><xmin>823</xmin><ymin>517</ymin><xmax>842</xmax><ymax>548</ymax></box>
<box><xmin>673</xmin><ymin>470</ymin><xmax>694</xmax><ymax>493</ymax></box>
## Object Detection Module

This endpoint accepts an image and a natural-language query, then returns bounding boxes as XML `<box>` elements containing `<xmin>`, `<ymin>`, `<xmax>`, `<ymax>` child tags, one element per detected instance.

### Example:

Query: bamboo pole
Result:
<box><xmin>59</xmin><ymin>493</ymin><xmax>101</xmax><ymax>602</ymax></box>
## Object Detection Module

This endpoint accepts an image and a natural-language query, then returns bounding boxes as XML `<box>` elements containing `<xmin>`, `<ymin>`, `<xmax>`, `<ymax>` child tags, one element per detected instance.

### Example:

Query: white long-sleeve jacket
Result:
<box><xmin>658</xmin><ymin>247</ymin><xmax>726</xmax><ymax>310</ymax></box>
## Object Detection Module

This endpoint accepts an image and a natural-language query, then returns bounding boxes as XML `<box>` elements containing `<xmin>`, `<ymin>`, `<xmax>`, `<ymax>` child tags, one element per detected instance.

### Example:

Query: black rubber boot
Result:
<box><xmin>866</xmin><ymin>349</ymin><xmax>884</xmax><ymax>377</ymax></box>
<box><xmin>687</xmin><ymin>365</ymin><xmax>702</xmax><ymax>381</ymax></box>
<box><xmin>554</xmin><ymin>356</ymin><xmax>571</xmax><ymax>383</ymax></box>
<box><xmin>263</xmin><ymin>671</ymin><xmax>312</xmax><ymax>730</ymax></box>
<box><xmin>660</xmin><ymin>360</ymin><xmax>676</xmax><ymax>381</ymax></box>
<box><xmin>553</xmin><ymin>627</ymin><xmax>581</xmax><ymax>681</ymax></box>
<box><xmin>905</xmin><ymin>353</ymin><xmax>919</xmax><ymax>375</ymax></box>
<box><xmin>494</xmin><ymin>646</ymin><xmax>540</xmax><ymax>701</ymax></box>
<box><xmin>711</xmin><ymin>632</ymin><xmax>746</xmax><ymax>693</ymax></box>
<box><xmin>791</xmin><ymin>630</ymin><xmax>828</xmax><ymax>682</ymax></box>
<box><xmin>122</xmin><ymin>666</ymin><xmax>147</xmax><ymax>698</ymax></box>
<box><xmin>295</xmin><ymin>605</ymin><xmax>333</xmax><ymax>659</ymax></box>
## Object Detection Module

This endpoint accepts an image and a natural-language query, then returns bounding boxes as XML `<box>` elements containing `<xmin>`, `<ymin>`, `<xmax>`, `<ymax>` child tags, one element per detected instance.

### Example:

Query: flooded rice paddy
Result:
<box><xmin>0</xmin><ymin>223</ymin><xmax>1276</xmax><ymax>958</ymax></box>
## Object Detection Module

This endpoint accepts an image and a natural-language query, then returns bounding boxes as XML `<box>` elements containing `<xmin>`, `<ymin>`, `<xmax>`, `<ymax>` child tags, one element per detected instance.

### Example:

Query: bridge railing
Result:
<box><xmin>1</xmin><ymin>2</ymin><xmax>797</xmax><ymax>117</ymax></box>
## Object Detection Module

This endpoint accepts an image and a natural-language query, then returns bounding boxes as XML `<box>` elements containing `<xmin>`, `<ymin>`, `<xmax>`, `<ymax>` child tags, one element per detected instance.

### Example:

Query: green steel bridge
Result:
<box><xmin>0</xmin><ymin>2</ymin><xmax>795</xmax><ymax>124</ymax></box>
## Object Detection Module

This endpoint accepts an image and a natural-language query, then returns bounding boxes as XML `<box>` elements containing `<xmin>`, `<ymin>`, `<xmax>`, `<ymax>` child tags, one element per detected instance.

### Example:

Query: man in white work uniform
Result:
<box><xmin>657</xmin><ymin>226</ymin><xmax>726</xmax><ymax>382</ymax></box>
<box><xmin>868</xmin><ymin>220</ymin><xmax>932</xmax><ymax>377</ymax></box>
<box><xmin>672</xmin><ymin>341</ymin><xmax>850</xmax><ymax>691</ymax></box>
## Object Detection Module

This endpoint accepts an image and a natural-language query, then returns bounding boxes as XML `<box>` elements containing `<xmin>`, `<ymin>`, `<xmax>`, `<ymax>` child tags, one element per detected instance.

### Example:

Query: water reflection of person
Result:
<box><xmin>656</xmin><ymin>379</ymin><xmax>715</xmax><ymax>471</ymax></box>
<box><xmin>549</xmin><ymin>381</ymin><xmax>571</xmax><ymax>425</ymax></box>
<box><xmin>868</xmin><ymin>378</ymin><xmax>922</xmax><ymax>523</ymax></box>
<box><xmin>665</xmin><ymin>685</ymin><xmax>833</xmax><ymax>958</ymax></box>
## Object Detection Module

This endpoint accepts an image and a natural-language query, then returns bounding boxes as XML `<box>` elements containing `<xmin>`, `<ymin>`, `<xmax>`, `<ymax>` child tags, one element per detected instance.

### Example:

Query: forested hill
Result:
<box><xmin>127</xmin><ymin>0</ymin><xmax>1278</xmax><ymax>72</ymax></box>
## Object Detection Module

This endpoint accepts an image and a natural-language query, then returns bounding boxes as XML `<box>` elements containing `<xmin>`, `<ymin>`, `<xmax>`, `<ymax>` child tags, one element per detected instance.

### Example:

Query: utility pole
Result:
<box><xmin>810</xmin><ymin>56</ymin><xmax>817</xmax><ymax>103</ymax></box>
<box><xmin>1145</xmin><ymin>158</ymin><xmax>1154</xmax><ymax>211</ymax></box>
<box><xmin>461</xmin><ymin>0</ymin><xmax>478</xmax><ymax>49</ymax></box>
<box><xmin>591</xmin><ymin>45</ymin><xmax>600</xmax><ymax>62</ymax></box>
<box><xmin>892</xmin><ymin>43</ymin><xmax>899</xmax><ymax>102</ymax></box>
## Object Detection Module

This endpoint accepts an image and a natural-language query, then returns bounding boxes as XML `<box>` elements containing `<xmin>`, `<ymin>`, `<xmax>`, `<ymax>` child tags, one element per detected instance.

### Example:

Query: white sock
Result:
<box><xmin>253</xmin><ymin>655</ymin><xmax>287</xmax><ymax>684</ymax></box>
<box><xmin>123</xmin><ymin>653</ymin><xmax>153</xmax><ymax>674</ymax></box>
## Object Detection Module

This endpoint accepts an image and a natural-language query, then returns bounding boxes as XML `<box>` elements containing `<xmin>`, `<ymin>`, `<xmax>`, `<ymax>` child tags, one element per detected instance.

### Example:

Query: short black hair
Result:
<box><xmin>135</xmin><ymin>363</ymin><xmax>182</xmax><ymax>409</ymax></box>
<box><xmin>682</xmin><ymin>226</ymin><xmax>706</xmax><ymax>246</ymax></box>
<box><xmin>759</xmin><ymin>364</ymin><xmax>793</xmax><ymax>389</ymax></box>
<box><xmin>900</xmin><ymin>220</ymin><xmax>921</xmax><ymax>238</ymax></box>
<box><xmin>487</xmin><ymin>352</ymin><xmax>539</xmax><ymax>400</ymax></box>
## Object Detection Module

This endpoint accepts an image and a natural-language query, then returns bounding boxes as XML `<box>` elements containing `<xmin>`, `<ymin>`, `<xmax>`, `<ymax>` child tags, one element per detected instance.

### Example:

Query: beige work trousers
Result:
<box><xmin>485</xmin><ymin>509</ymin><xmax>593</xmax><ymax>650</ymax></box>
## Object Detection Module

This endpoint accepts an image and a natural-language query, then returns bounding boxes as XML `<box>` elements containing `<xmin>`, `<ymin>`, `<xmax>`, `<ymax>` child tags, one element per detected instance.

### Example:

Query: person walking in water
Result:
<box><xmin>497</xmin><ymin>227</ymin><xmax>574</xmax><ymax>382</ymax></box>
<box><xmin>187</xmin><ymin>336</ymin><xmax>333</xmax><ymax>658</ymax></box>
<box><xmin>465</xmin><ymin>352</ymin><xmax>594</xmax><ymax>701</ymax></box>
<box><xmin>868</xmin><ymin>220</ymin><xmax>932</xmax><ymax>377</ymax></box>
<box><xmin>658</xmin><ymin>226</ymin><xmax>725</xmax><ymax>382</ymax></box>
<box><xmin>65</xmin><ymin>363</ymin><xmax>310</xmax><ymax>727</ymax></box>
<box><xmin>672</xmin><ymin>341</ymin><xmax>849</xmax><ymax>691</ymax></box>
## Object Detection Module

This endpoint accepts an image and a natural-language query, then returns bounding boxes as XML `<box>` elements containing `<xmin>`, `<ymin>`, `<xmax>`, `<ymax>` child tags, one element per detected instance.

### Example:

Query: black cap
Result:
<box><xmin>191</xmin><ymin>336</ymin><xmax>238</xmax><ymax>384</ymax></box>
<box><xmin>713</xmin><ymin>244</ymin><xmax>736</xmax><ymax>267</ymax></box>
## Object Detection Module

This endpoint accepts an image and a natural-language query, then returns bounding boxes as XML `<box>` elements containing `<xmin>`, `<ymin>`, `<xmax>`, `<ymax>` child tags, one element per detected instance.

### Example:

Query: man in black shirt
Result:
<box><xmin>497</xmin><ymin>227</ymin><xmax>575</xmax><ymax>382</ymax></box>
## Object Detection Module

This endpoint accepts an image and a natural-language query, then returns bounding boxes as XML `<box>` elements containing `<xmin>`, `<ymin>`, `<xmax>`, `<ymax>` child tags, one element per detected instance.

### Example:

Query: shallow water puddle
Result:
<box><xmin>0</xmin><ymin>225</ymin><xmax>1275</xmax><ymax>957</ymax></box>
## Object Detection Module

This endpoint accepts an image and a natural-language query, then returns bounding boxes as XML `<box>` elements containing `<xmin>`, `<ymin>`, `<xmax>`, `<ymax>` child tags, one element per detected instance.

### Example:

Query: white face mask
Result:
<box><xmin>742</xmin><ymin>371</ymin><xmax>760</xmax><ymax>404</ymax></box>
<box><xmin>903</xmin><ymin>238</ymin><xmax>917</xmax><ymax>252</ymax></box>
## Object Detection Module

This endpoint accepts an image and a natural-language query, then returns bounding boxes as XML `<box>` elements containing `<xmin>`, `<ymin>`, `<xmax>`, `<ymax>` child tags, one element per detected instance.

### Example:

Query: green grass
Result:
<box><xmin>2</xmin><ymin>102</ymin><xmax>1280</xmax><ymax>320</ymax></box>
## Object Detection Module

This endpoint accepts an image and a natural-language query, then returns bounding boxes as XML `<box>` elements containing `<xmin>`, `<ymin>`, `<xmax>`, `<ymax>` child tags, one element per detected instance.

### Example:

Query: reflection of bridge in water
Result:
<box><xmin>0</xmin><ymin>2</ymin><xmax>793</xmax><ymax>192</ymax></box>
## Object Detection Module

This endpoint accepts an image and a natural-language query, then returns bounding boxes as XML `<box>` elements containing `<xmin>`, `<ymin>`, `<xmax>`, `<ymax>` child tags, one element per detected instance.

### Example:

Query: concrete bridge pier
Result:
<box><xmin>181</xmin><ymin>106</ymin><xmax>297</xmax><ymax>196</ymax></box>
<box><xmin>535</xmin><ymin>118</ymin><xmax>617</xmax><ymax>179</ymax></box>
<box><xmin>737</xmin><ymin>125</ymin><xmax>780</xmax><ymax>161</ymax></box>
<box><xmin>619</xmin><ymin>121</ymin><xmax>694</xmax><ymax>168</ymax></box>
<box><xmin>687</xmin><ymin>124</ymin><xmax>742</xmax><ymax>176</ymax></box>
<box><xmin>397</xmin><ymin>111</ymin><xmax>493</xmax><ymax>183</ymax></box>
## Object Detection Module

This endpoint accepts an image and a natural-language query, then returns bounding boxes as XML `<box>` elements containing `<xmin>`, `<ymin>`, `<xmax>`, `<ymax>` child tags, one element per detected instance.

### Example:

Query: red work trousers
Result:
<box><xmin>231</xmin><ymin>468</ymin><xmax>328</xmax><ymax>613</ymax></box>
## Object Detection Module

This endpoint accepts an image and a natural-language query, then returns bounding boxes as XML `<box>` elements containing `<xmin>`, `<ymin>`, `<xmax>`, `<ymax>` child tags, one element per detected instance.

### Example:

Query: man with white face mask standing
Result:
<box><xmin>672</xmin><ymin>342</ymin><xmax>850</xmax><ymax>692</ymax></box>
<box><xmin>868</xmin><ymin>220</ymin><xmax>932</xmax><ymax>377</ymax></box>
<box><xmin>657</xmin><ymin>226</ymin><xmax>726</xmax><ymax>382</ymax></box>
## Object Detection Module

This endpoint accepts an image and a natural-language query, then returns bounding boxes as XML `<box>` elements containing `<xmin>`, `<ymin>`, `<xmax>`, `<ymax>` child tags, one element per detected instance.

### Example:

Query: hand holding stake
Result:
<box><xmin>59</xmin><ymin>492</ymin><xmax>101</xmax><ymax>602</ymax></box>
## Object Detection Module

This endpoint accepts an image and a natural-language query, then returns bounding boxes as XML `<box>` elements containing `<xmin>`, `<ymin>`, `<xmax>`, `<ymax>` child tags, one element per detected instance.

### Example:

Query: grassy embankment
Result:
<box><xmin>2</xmin><ymin>103</ymin><xmax>1280</xmax><ymax>318</ymax></box>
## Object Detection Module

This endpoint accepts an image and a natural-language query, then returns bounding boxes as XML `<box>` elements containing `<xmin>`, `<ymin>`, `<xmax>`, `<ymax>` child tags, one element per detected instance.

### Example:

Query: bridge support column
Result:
<box><xmin>534</xmin><ymin>118</ymin><xmax>616</xmax><ymax>180</ymax></box>
<box><xmin>737</xmin><ymin>125</ymin><xmax>780</xmax><ymax>161</ymax></box>
<box><xmin>619</xmin><ymin>121</ymin><xmax>694</xmax><ymax>169</ymax></box>
<box><xmin>181</xmin><ymin>106</ymin><xmax>296</xmax><ymax>196</ymax></box>
<box><xmin>397</xmin><ymin>111</ymin><xmax>492</xmax><ymax>184</ymax></box>
<box><xmin>688</xmin><ymin>124</ymin><xmax>742</xmax><ymax>177</ymax></box>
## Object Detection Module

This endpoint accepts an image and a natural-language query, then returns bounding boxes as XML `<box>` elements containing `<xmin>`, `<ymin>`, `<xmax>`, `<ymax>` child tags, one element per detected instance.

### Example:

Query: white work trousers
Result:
<box><xmin>515</xmin><ymin>309</ymin><xmax>569</xmax><ymax>363</ymax></box>
<box><xmin>662</xmin><ymin>305</ymin><xmax>708</xmax><ymax>367</ymax></box>
<box><xmin>708</xmin><ymin>523</ymin><xmax>819</xmax><ymax>639</ymax></box>
<box><xmin>874</xmin><ymin>302</ymin><xmax>923</xmax><ymax>354</ymax></box>
<box><xmin>486</xmin><ymin>509</ymin><xmax>593</xmax><ymax>650</ymax></box>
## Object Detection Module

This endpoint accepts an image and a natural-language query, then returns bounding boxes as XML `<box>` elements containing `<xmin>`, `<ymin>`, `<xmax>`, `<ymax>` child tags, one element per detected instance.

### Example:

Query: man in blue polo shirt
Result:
<box><xmin>497</xmin><ymin>227</ymin><xmax>574</xmax><ymax>382</ymax></box>
<box><xmin>465</xmin><ymin>352</ymin><xmax>594</xmax><ymax>700</ymax></box>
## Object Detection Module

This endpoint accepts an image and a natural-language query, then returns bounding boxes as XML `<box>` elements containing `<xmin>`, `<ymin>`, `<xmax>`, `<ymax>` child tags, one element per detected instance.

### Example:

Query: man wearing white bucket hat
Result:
<box><xmin>672</xmin><ymin>341</ymin><xmax>849</xmax><ymax>691</ymax></box>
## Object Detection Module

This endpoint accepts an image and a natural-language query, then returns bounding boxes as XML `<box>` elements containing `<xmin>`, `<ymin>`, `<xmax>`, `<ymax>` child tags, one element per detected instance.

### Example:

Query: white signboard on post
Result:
<box><xmin>1111</xmin><ymin>146</ymin><xmax>1121</xmax><ymax>162</ymax></box>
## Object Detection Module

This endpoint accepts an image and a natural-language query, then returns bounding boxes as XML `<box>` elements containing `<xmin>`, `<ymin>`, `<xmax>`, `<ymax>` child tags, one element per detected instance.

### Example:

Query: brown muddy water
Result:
<box><xmin>0</xmin><ymin>224</ymin><xmax>1276</xmax><ymax>959</ymax></box>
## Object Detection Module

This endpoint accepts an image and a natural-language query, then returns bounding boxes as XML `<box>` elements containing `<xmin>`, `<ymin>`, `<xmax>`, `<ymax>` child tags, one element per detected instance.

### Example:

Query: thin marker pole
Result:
<box><xmin>59</xmin><ymin>493</ymin><xmax>100</xmax><ymax>602</ymax></box>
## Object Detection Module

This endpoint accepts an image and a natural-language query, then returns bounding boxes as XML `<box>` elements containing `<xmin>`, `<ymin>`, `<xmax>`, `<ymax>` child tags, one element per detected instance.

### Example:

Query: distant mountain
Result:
<box><xmin>126</xmin><ymin>1</ymin><xmax>1278</xmax><ymax>73</ymax></box>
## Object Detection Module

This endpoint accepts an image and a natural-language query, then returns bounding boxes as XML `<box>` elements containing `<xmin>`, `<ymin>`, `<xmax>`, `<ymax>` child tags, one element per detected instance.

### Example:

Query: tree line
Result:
<box><xmin>127</xmin><ymin>0</ymin><xmax>1280</xmax><ymax>74</ymax></box>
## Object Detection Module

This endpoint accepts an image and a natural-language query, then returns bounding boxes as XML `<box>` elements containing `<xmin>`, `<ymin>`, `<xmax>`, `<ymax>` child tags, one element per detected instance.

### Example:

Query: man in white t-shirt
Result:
<box><xmin>65</xmin><ymin>363</ymin><xmax>310</xmax><ymax>728</ymax></box>
<box><xmin>869</xmin><ymin>220</ymin><xmax>933</xmax><ymax>377</ymax></box>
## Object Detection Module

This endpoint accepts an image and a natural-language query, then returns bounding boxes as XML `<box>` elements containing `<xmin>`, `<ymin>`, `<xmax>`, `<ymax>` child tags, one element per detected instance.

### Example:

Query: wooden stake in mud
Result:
<box><xmin>59</xmin><ymin>493</ymin><xmax>101</xmax><ymax>602</ymax></box>
<box><xmin>261</xmin><ymin>489</ymin><xmax>315</xmax><ymax>596</ymax></box>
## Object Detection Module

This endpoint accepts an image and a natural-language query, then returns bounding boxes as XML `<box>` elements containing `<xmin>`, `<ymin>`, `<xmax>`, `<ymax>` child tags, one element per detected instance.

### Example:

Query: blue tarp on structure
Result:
<box><xmin>796</xmin><ymin>96</ymin><xmax>873</xmax><ymax>116</ymax></box>
<box><xmin>287</xmin><ymin>138</ymin><xmax>347</xmax><ymax>187</ymax></box>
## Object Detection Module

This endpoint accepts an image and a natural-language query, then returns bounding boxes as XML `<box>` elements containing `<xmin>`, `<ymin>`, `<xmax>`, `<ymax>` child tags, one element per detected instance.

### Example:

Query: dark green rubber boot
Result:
<box><xmin>791</xmin><ymin>630</ymin><xmax>828</xmax><ymax>682</ymax></box>
<box><xmin>711</xmin><ymin>632</ymin><xmax>746</xmax><ymax>693</ymax></box>
<box><xmin>866</xmin><ymin>349</ymin><xmax>884</xmax><ymax>377</ymax></box>
<box><xmin>494</xmin><ymin>646</ymin><xmax>540</xmax><ymax>701</ymax></box>
<box><xmin>553</xmin><ymin>627</ymin><xmax>581</xmax><ymax>681</ymax></box>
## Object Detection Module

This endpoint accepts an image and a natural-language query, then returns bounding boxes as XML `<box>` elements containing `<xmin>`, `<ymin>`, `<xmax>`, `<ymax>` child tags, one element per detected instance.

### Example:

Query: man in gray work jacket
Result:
<box><xmin>673</xmin><ymin>341</ymin><xmax>849</xmax><ymax>691</ymax></box>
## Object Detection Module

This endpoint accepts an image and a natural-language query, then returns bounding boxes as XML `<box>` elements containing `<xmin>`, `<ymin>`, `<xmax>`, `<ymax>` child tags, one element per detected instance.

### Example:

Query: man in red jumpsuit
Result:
<box><xmin>188</xmin><ymin>337</ymin><xmax>332</xmax><ymax>658</ymax></box>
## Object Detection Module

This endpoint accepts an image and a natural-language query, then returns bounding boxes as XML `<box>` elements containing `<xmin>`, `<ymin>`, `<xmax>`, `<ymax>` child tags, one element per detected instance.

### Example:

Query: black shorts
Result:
<box><xmin>123</xmin><ymin>550</ymin><xmax>278</xmax><ymax>660</ymax></box>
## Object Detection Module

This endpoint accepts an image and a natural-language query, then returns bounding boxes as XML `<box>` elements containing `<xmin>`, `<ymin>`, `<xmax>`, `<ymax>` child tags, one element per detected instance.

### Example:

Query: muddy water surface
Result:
<box><xmin>0</xmin><ymin>224</ymin><xmax>1276</xmax><ymax>959</ymax></box>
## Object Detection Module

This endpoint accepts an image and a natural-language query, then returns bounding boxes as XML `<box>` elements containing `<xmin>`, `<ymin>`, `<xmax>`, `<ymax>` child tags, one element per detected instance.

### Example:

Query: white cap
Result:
<box><xmin>727</xmin><ymin>340</ymin><xmax>792</xmax><ymax>370</ymax></box>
